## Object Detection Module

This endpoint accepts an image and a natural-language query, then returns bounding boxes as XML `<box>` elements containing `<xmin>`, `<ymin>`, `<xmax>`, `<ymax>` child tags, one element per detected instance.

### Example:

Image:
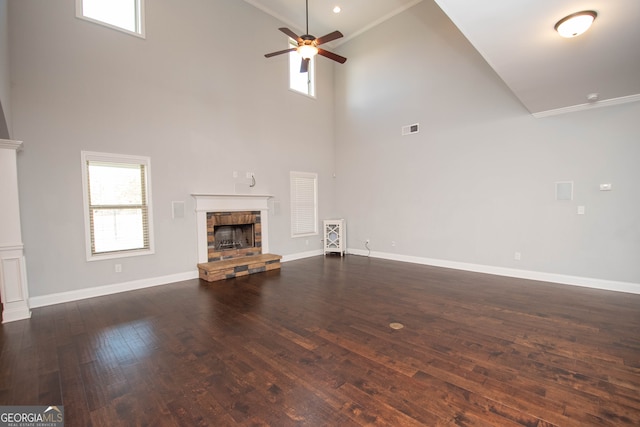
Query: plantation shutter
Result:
<box><xmin>290</xmin><ymin>172</ymin><xmax>318</xmax><ymax>237</ymax></box>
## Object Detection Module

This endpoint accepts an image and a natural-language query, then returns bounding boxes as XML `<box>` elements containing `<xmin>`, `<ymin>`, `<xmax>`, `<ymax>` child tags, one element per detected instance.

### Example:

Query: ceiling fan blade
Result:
<box><xmin>300</xmin><ymin>58</ymin><xmax>310</xmax><ymax>73</ymax></box>
<box><xmin>318</xmin><ymin>48</ymin><xmax>347</xmax><ymax>64</ymax></box>
<box><xmin>265</xmin><ymin>47</ymin><xmax>297</xmax><ymax>58</ymax></box>
<box><xmin>279</xmin><ymin>27</ymin><xmax>301</xmax><ymax>42</ymax></box>
<box><xmin>315</xmin><ymin>30</ymin><xmax>343</xmax><ymax>46</ymax></box>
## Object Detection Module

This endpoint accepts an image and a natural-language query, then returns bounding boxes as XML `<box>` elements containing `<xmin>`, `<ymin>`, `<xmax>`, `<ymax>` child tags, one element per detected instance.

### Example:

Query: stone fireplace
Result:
<box><xmin>192</xmin><ymin>194</ymin><xmax>272</xmax><ymax>263</ymax></box>
<box><xmin>192</xmin><ymin>194</ymin><xmax>280</xmax><ymax>282</ymax></box>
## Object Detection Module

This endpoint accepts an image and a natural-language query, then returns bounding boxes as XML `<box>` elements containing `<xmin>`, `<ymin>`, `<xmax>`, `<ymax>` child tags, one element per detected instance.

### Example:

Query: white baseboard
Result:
<box><xmin>28</xmin><ymin>249</ymin><xmax>638</xmax><ymax>310</ymax></box>
<box><xmin>29</xmin><ymin>270</ymin><xmax>199</xmax><ymax>308</ymax></box>
<box><xmin>347</xmin><ymin>248</ymin><xmax>640</xmax><ymax>295</ymax></box>
<box><xmin>27</xmin><ymin>250</ymin><xmax>323</xmax><ymax>309</ymax></box>
<box><xmin>281</xmin><ymin>249</ymin><xmax>324</xmax><ymax>262</ymax></box>
<box><xmin>27</xmin><ymin>250</ymin><xmax>322</xmax><ymax>309</ymax></box>
<box><xmin>2</xmin><ymin>304</ymin><xmax>31</xmax><ymax>323</ymax></box>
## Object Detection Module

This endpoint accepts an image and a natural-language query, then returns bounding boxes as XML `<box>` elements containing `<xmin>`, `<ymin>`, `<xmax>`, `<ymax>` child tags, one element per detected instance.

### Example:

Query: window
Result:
<box><xmin>81</xmin><ymin>151</ymin><xmax>154</xmax><ymax>260</ymax></box>
<box><xmin>290</xmin><ymin>171</ymin><xmax>318</xmax><ymax>237</ymax></box>
<box><xmin>76</xmin><ymin>0</ymin><xmax>145</xmax><ymax>38</ymax></box>
<box><xmin>289</xmin><ymin>39</ymin><xmax>315</xmax><ymax>97</ymax></box>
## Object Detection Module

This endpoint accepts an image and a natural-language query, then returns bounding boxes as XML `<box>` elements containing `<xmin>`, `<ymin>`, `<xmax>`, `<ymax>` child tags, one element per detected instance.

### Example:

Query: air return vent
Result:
<box><xmin>402</xmin><ymin>123</ymin><xmax>419</xmax><ymax>136</ymax></box>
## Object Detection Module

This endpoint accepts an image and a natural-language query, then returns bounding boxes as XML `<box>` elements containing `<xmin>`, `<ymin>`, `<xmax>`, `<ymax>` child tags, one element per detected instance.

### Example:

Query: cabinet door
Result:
<box><xmin>324</xmin><ymin>220</ymin><xmax>345</xmax><ymax>255</ymax></box>
<box><xmin>325</xmin><ymin>223</ymin><xmax>341</xmax><ymax>249</ymax></box>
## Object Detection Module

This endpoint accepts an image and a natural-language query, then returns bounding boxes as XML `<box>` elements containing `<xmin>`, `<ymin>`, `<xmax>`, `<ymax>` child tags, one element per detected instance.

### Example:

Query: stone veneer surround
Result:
<box><xmin>192</xmin><ymin>194</ymin><xmax>272</xmax><ymax>264</ymax></box>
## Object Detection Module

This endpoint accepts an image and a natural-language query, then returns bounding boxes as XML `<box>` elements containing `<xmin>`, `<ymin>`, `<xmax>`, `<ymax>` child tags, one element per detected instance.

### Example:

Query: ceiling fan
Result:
<box><xmin>264</xmin><ymin>0</ymin><xmax>347</xmax><ymax>73</ymax></box>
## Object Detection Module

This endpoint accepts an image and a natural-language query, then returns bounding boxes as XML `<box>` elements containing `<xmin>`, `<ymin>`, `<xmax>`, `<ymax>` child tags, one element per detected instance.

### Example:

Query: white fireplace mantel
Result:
<box><xmin>192</xmin><ymin>194</ymin><xmax>273</xmax><ymax>263</ymax></box>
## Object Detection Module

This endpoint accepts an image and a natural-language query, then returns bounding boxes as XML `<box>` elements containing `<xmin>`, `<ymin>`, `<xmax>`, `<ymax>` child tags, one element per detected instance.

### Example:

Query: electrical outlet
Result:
<box><xmin>365</xmin><ymin>239</ymin><xmax>370</xmax><ymax>244</ymax></box>
<box><xmin>391</xmin><ymin>241</ymin><xmax>396</xmax><ymax>247</ymax></box>
<box><xmin>514</xmin><ymin>252</ymin><xmax>521</xmax><ymax>261</ymax></box>
<box><xmin>115</xmin><ymin>264</ymin><xmax>122</xmax><ymax>273</ymax></box>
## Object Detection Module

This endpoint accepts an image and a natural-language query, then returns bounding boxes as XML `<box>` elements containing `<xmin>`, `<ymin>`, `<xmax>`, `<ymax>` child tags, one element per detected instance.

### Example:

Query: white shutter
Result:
<box><xmin>290</xmin><ymin>172</ymin><xmax>318</xmax><ymax>237</ymax></box>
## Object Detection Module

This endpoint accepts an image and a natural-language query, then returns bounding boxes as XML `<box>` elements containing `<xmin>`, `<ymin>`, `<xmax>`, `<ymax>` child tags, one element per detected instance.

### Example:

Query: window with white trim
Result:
<box><xmin>289</xmin><ymin>39</ymin><xmax>315</xmax><ymax>97</ymax></box>
<box><xmin>81</xmin><ymin>151</ymin><xmax>154</xmax><ymax>260</ymax></box>
<box><xmin>290</xmin><ymin>171</ymin><xmax>318</xmax><ymax>237</ymax></box>
<box><xmin>76</xmin><ymin>0</ymin><xmax>145</xmax><ymax>38</ymax></box>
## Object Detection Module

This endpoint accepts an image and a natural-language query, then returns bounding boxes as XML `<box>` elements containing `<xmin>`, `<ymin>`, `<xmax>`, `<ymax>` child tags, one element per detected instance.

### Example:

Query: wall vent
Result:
<box><xmin>402</xmin><ymin>123</ymin><xmax>419</xmax><ymax>136</ymax></box>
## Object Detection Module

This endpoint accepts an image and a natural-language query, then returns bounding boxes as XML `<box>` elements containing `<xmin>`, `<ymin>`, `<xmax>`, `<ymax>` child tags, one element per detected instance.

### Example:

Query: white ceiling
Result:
<box><xmin>247</xmin><ymin>0</ymin><xmax>640</xmax><ymax>116</ymax></box>
<box><xmin>245</xmin><ymin>0</ymin><xmax>423</xmax><ymax>46</ymax></box>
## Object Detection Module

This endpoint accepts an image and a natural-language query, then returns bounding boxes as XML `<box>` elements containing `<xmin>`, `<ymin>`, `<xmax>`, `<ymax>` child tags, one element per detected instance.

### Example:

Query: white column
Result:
<box><xmin>0</xmin><ymin>139</ymin><xmax>31</xmax><ymax>322</ymax></box>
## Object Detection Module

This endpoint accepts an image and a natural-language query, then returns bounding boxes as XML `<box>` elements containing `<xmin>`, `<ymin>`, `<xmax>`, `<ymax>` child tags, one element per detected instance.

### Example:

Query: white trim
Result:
<box><xmin>27</xmin><ymin>248</ymin><xmax>637</xmax><ymax>310</ymax></box>
<box><xmin>29</xmin><ymin>270</ymin><xmax>198</xmax><ymax>309</ymax></box>
<box><xmin>81</xmin><ymin>151</ymin><xmax>155</xmax><ymax>261</ymax></box>
<box><xmin>243</xmin><ymin>0</ymin><xmax>424</xmax><ymax>48</ymax></box>
<box><xmin>339</xmin><ymin>0</ymin><xmax>424</xmax><ymax>46</ymax></box>
<box><xmin>281</xmin><ymin>249</ymin><xmax>323</xmax><ymax>262</ymax></box>
<box><xmin>533</xmin><ymin>93</ymin><xmax>640</xmax><ymax>118</ymax></box>
<box><xmin>0</xmin><ymin>139</ymin><xmax>23</xmax><ymax>150</ymax></box>
<box><xmin>0</xmin><ymin>250</ymin><xmax>31</xmax><ymax>323</ymax></box>
<box><xmin>26</xmin><ymin>250</ymin><xmax>320</xmax><ymax>309</ymax></box>
<box><xmin>75</xmin><ymin>0</ymin><xmax>146</xmax><ymax>39</ymax></box>
<box><xmin>347</xmin><ymin>248</ymin><xmax>640</xmax><ymax>295</ymax></box>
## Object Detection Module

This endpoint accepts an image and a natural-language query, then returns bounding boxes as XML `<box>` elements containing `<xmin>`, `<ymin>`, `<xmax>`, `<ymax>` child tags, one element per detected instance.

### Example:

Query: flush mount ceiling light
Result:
<box><xmin>554</xmin><ymin>10</ymin><xmax>597</xmax><ymax>38</ymax></box>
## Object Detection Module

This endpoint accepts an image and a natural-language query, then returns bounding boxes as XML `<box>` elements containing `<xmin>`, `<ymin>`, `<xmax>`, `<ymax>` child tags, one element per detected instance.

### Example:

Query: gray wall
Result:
<box><xmin>8</xmin><ymin>0</ymin><xmax>639</xmax><ymax>301</ymax></box>
<box><xmin>0</xmin><ymin>0</ymin><xmax>10</xmax><ymax>138</ymax></box>
<box><xmin>334</xmin><ymin>1</ymin><xmax>640</xmax><ymax>284</ymax></box>
<box><xmin>9</xmin><ymin>0</ymin><xmax>336</xmax><ymax>298</ymax></box>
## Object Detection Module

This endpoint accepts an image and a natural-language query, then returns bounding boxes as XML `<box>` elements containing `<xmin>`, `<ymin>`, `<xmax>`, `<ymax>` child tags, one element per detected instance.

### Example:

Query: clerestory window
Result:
<box><xmin>289</xmin><ymin>39</ymin><xmax>315</xmax><ymax>97</ymax></box>
<box><xmin>76</xmin><ymin>0</ymin><xmax>145</xmax><ymax>38</ymax></box>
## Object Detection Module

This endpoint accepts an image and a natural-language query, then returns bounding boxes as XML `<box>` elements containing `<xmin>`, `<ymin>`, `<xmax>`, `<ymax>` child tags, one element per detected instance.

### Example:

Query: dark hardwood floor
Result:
<box><xmin>1</xmin><ymin>255</ymin><xmax>639</xmax><ymax>426</ymax></box>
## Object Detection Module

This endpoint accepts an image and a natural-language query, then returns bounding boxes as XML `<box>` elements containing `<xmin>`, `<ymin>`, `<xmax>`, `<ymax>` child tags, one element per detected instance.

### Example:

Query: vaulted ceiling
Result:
<box><xmin>246</xmin><ymin>0</ymin><xmax>640</xmax><ymax>117</ymax></box>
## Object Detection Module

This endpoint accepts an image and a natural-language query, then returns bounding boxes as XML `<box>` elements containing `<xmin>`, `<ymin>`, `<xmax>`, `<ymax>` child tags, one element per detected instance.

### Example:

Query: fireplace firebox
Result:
<box><xmin>213</xmin><ymin>224</ymin><xmax>254</xmax><ymax>250</ymax></box>
<box><xmin>206</xmin><ymin>210</ymin><xmax>261</xmax><ymax>261</ymax></box>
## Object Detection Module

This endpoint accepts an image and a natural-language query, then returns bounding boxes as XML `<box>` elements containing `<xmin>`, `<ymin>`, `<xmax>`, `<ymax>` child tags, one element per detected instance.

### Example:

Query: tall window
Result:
<box><xmin>290</xmin><ymin>171</ymin><xmax>318</xmax><ymax>237</ymax></box>
<box><xmin>289</xmin><ymin>39</ymin><xmax>315</xmax><ymax>97</ymax></box>
<box><xmin>76</xmin><ymin>0</ymin><xmax>145</xmax><ymax>38</ymax></box>
<box><xmin>81</xmin><ymin>151</ymin><xmax>154</xmax><ymax>260</ymax></box>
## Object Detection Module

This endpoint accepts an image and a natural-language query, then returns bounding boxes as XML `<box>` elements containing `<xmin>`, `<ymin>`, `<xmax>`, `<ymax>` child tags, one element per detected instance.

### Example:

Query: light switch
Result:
<box><xmin>577</xmin><ymin>206</ymin><xmax>585</xmax><ymax>215</ymax></box>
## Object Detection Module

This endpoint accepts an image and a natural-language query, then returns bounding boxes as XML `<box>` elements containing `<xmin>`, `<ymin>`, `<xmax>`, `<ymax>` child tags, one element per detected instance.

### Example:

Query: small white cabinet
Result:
<box><xmin>323</xmin><ymin>219</ymin><xmax>346</xmax><ymax>256</ymax></box>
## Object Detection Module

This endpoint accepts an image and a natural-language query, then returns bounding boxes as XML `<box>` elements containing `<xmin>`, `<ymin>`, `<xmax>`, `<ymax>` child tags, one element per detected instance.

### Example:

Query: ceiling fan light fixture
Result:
<box><xmin>298</xmin><ymin>44</ymin><xmax>318</xmax><ymax>59</ymax></box>
<box><xmin>554</xmin><ymin>10</ymin><xmax>597</xmax><ymax>38</ymax></box>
